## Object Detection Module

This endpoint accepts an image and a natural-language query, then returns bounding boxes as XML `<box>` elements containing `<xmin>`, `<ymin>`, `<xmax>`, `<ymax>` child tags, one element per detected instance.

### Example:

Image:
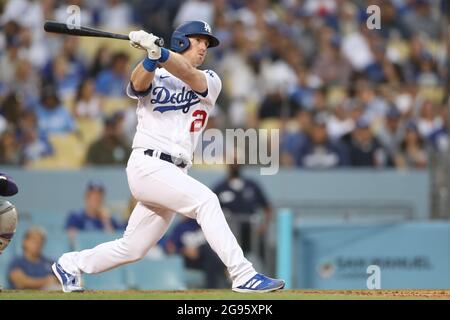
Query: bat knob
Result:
<box><xmin>156</xmin><ymin>38</ymin><xmax>164</xmax><ymax>47</ymax></box>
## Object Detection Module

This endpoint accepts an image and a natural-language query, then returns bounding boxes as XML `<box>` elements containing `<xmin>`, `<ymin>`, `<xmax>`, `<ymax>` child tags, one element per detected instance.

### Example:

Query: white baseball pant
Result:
<box><xmin>59</xmin><ymin>148</ymin><xmax>257</xmax><ymax>287</ymax></box>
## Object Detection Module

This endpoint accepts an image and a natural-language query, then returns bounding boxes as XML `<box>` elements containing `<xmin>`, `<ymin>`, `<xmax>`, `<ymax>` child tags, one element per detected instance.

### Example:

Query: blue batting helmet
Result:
<box><xmin>170</xmin><ymin>21</ymin><xmax>220</xmax><ymax>53</ymax></box>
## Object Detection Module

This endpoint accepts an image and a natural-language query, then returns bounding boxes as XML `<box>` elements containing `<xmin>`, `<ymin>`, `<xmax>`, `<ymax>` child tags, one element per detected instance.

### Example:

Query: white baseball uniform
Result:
<box><xmin>58</xmin><ymin>66</ymin><xmax>257</xmax><ymax>287</ymax></box>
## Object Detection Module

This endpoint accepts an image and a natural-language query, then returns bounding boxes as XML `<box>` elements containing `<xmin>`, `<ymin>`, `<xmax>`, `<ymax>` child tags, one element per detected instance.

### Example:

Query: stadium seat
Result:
<box><xmin>25</xmin><ymin>211</ymin><xmax>67</xmax><ymax>231</ymax></box>
<box><xmin>49</xmin><ymin>133</ymin><xmax>86</xmax><ymax>168</ymax></box>
<box><xmin>258</xmin><ymin>118</ymin><xmax>282</xmax><ymax>130</ymax></box>
<box><xmin>125</xmin><ymin>255</ymin><xmax>187</xmax><ymax>290</ymax></box>
<box><xmin>26</xmin><ymin>156</ymin><xmax>63</xmax><ymax>170</ymax></box>
<box><xmin>62</xmin><ymin>95</ymin><xmax>76</xmax><ymax>114</ymax></box>
<box><xmin>28</xmin><ymin>133</ymin><xmax>87</xmax><ymax>169</ymax></box>
<box><xmin>83</xmin><ymin>268</ymin><xmax>128</xmax><ymax>290</ymax></box>
<box><xmin>74</xmin><ymin>231</ymin><xmax>123</xmax><ymax>251</ymax></box>
<box><xmin>418</xmin><ymin>86</ymin><xmax>444</xmax><ymax>104</ymax></box>
<box><xmin>77</xmin><ymin>118</ymin><xmax>104</xmax><ymax>147</ymax></box>
<box><xmin>386</xmin><ymin>39</ymin><xmax>410</xmax><ymax>62</ymax></box>
<box><xmin>102</xmin><ymin>97</ymin><xmax>133</xmax><ymax>116</ymax></box>
<box><xmin>326</xmin><ymin>86</ymin><xmax>347</xmax><ymax>107</ymax></box>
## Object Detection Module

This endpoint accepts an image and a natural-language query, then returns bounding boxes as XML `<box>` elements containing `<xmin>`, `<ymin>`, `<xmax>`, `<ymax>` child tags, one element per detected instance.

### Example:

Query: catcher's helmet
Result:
<box><xmin>171</xmin><ymin>20</ymin><xmax>220</xmax><ymax>53</ymax></box>
<box><xmin>0</xmin><ymin>200</ymin><xmax>18</xmax><ymax>255</ymax></box>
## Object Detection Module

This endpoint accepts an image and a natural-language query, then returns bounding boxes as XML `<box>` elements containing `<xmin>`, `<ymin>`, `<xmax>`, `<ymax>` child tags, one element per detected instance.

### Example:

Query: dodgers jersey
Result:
<box><xmin>127</xmin><ymin>67</ymin><xmax>221</xmax><ymax>164</ymax></box>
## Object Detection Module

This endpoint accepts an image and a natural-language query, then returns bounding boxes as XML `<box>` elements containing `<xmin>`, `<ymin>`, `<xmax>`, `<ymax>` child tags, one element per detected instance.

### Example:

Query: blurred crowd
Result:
<box><xmin>0</xmin><ymin>0</ymin><xmax>448</xmax><ymax>170</ymax></box>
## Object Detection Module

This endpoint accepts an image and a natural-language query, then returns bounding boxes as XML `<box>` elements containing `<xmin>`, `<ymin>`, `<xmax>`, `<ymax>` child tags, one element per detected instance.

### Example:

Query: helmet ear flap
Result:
<box><xmin>179</xmin><ymin>37</ymin><xmax>190</xmax><ymax>52</ymax></box>
<box><xmin>170</xmin><ymin>32</ymin><xmax>190</xmax><ymax>53</ymax></box>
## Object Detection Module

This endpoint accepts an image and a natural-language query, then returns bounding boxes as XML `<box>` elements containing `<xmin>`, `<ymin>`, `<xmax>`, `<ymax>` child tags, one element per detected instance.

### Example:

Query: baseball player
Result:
<box><xmin>52</xmin><ymin>21</ymin><xmax>285</xmax><ymax>293</ymax></box>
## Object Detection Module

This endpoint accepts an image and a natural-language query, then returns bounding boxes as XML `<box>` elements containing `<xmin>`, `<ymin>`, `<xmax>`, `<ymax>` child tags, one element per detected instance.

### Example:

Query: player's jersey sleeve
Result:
<box><xmin>195</xmin><ymin>69</ymin><xmax>222</xmax><ymax>107</ymax></box>
<box><xmin>126</xmin><ymin>81</ymin><xmax>152</xmax><ymax>101</ymax></box>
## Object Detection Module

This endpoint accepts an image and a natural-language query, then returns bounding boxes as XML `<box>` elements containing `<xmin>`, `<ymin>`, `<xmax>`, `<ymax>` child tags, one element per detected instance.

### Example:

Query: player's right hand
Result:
<box><xmin>129</xmin><ymin>30</ymin><xmax>161</xmax><ymax>60</ymax></box>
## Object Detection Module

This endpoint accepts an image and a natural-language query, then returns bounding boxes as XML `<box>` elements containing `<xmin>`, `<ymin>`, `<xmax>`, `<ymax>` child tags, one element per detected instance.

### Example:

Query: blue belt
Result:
<box><xmin>144</xmin><ymin>149</ymin><xmax>187</xmax><ymax>168</ymax></box>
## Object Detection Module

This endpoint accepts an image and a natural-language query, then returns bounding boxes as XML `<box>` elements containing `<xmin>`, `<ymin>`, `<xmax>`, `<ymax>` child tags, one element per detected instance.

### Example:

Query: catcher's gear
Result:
<box><xmin>0</xmin><ymin>200</ymin><xmax>18</xmax><ymax>255</ymax></box>
<box><xmin>170</xmin><ymin>20</ymin><xmax>220</xmax><ymax>53</ymax></box>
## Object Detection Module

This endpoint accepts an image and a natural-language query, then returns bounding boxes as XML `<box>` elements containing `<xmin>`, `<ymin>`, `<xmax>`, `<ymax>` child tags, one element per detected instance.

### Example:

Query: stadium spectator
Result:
<box><xmin>0</xmin><ymin>0</ymin><xmax>446</xmax><ymax>172</ymax></box>
<box><xmin>376</xmin><ymin>107</ymin><xmax>406</xmax><ymax>160</ymax></box>
<box><xmin>428</xmin><ymin>103</ymin><xmax>449</xmax><ymax>153</ymax></box>
<box><xmin>0</xmin><ymin>92</ymin><xmax>25</xmax><ymax>129</ymax></box>
<box><xmin>311</xmin><ymin>28</ymin><xmax>352</xmax><ymax>86</ymax></box>
<box><xmin>165</xmin><ymin>216</ymin><xmax>227</xmax><ymax>289</ymax></box>
<box><xmin>343</xmin><ymin>118</ymin><xmax>391</xmax><ymax>167</ymax></box>
<box><xmin>95</xmin><ymin>52</ymin><xmax>130</xmax><ymax>97</ymax></box>
<box><xmin>402</xmin><ymin>0</ymin><xmax>441</xmax><ymax>39</ymax></box>
<box><xmin>0</xmin><ymin>126</ymin><xmax>20</xmax><ymax>165</ymax></box>
<box><xmin>73</xmin><ymin>78</ymin><xmax>103</xmax><ymax>119</ymax></box>
<box><xmin>281</xmin><ymin>108</ymin><xmax>313</xmax><ymax>167</ymax></box>
<box><xmin>65</xmin><ymin>181</ymin><xmax>123</xmax><ymax>241</ymax></box>
<box><xmin>0</xmin><ymin>37</ymin><xmax>21</xmax><ymax>93</ymax></box>
<box><xmin>13</xmin><ymin>59</ymin><xmax>41</xmax><ymax>108</ymax></box>
<box><xmin>7</xmin><ymin>226</ymin><xmax>59</xmax><ymax>290</ymax></box>
<box><xmin>17</xmin><ymin>110</ymin><xmax>53</xmax><ymax>165</ymax></box>
<box><xmin>295</xmin><ymin>114</ymin><xmax>349</xmax><ymax>168</ymax></box>
<box><xmin>417</xmin><ymin>100</ymin><xmax>444</xmax><ymax>140</ymax></box>
<box><xmin>288</xmin><ymin>66</ymin><xmax>319</xmax><ymax>111</ymax></box>
<box><xmin>98</xmin><ymin>0</ymin><xmax>133</xmax><ymax>32</ymax></box>
<box><xmin>395</xmin><ymin>121</ymin><xmax>428</xmax><ymax>169</ymax></box>
<box><xmin>44</xmin><ymin>55</ymin><xmax>81</xmax><ymax>100</ymax></box>
<box><xmin>213</xmin><ymin>162</ymin><xmax>273</xmax><ymax>259</ymax></box>
<box><xmin>258</xmin><ymin>90</ymin><xmax>288</xmax><ymax>121</ymax></box>
<box><xmin>89</xmin><ymin>46</ymin><xmax>113</xmax><ymax>78</ymax></box>
<box><xmin>85</xmin><ymin>111</ymin><xmax>131</xmax><ymax>165</ymax></box>
<box><xmin>326</xmin><ymin>103</ymin><xmax>355</xmax><ymax>141</ymax></box>
<box><xmin>133</xmin><ymin>0</ymin><xmax>179</xmax><ymax>43</ymax></box>
<box><xmin>174</xmin><ymin>0</ymin><xmax>215</xmax><ymax>28</ymax></box>
<box><xmin>357</xmin><ymin>83</ymin><xmax>389</xmax><ymax>125</ymax></box>
<box><xmin>34</xmin><ymin>85</ymin><xmax>76</xmax><ymax>135</ymax></box>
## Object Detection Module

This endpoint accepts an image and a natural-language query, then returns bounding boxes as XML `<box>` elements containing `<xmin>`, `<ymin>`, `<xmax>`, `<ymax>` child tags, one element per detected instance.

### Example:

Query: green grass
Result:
<box><xmin>1</xmin><ymin>290</ymin><xmax>450</xmax><ymax>300</ymax></box>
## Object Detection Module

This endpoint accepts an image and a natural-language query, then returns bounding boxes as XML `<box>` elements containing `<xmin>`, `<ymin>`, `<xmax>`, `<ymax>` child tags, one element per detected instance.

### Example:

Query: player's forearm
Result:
<box><xmin>160</xmin><ymin>51</ymin><xmax>207</xmax><ymax>93</ymax></box>
<box><xmin>130</xmin><ymin>62</ymin><xmax>155</xmax><ymax>92</ymax></box>
<box><xmin>10</xmin><ymin>271</ymin><xmax>51</xmax><ymax>289</ymax></box>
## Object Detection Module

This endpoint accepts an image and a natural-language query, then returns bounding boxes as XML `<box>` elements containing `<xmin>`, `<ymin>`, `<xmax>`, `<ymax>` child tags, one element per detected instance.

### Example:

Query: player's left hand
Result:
<box><xmin>129</xmin><ymin>30</ymin><xmax>161</xmax><ymax>60</ymax></box>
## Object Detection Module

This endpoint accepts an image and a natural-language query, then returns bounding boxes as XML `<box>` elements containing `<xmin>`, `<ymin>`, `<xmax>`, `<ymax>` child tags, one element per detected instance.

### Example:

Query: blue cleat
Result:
<box><xmin>52</xmin><ymin>262</ymin><xmax>84</xmax><ymax>293</ymax></box>
<box><xmin>232</xmin><ymin>273</ymin><xmax>285</xmax><ymax>293</ymax></box>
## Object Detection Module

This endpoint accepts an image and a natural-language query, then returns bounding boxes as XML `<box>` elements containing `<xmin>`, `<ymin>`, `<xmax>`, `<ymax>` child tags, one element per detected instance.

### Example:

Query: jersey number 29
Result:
<box><xmin>190</xmin><ymin>110</ymin><xmax>207</xmax><ymax>132</ymax></box>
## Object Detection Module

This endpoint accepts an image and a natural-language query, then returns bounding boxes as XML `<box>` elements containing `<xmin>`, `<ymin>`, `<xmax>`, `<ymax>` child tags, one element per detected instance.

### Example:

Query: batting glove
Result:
<box><xmin>129</xmin><ymin>30</ymin><xmax>161</xmax><ymax>60</ymax></box>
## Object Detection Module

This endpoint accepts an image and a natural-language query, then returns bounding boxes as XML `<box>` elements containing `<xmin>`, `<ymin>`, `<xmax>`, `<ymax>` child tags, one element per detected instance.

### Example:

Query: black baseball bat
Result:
<box><xmin>43</xmin><ymin>21</ymin><xmax>164</xmax><ymax>47</ymax></box>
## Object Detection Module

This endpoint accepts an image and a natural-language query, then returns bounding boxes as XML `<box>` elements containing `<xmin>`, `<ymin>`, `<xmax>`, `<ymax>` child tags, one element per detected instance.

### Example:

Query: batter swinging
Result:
<box><xmin>52</xmin><ymin>21</ymin><xmax>285</xmax><ymax>293</ymax></box>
